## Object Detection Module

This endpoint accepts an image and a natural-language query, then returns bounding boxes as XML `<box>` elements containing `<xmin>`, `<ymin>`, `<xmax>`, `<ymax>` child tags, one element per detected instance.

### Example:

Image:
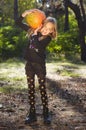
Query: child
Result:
<box><xmin>16</xmin><ymin>9</ymin><xmax>57</xmax><ymax>124</ymax></box>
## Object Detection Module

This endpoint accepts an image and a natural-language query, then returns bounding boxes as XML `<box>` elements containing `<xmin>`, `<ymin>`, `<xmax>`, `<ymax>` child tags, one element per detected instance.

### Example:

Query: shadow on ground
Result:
<box><xmin>0</xmin><ymin>76</ymin><xmax>86</xmax><ymax>130</ymax></box>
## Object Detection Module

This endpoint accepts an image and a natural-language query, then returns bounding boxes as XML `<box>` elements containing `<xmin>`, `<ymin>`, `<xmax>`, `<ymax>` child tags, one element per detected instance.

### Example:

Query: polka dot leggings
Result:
<box><xmin>27</xmin><ymin>75</ymin><xmax>48</xmax><ymax>112</ymax></box>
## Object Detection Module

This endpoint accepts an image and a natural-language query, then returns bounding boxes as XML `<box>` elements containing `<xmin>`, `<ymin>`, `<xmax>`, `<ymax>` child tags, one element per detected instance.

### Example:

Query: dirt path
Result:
<box><xmin>0</xmin><ymin>78</ymin><xmax>86</xmax><ymax>130</ymax></box>
<box><xmin>0</xmin><ymin>61</ymin><xmax>86</xmax><ymax>130</ymax></box>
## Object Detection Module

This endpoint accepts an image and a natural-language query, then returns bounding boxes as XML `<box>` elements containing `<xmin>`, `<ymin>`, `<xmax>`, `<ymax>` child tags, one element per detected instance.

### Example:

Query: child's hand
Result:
<box><xmin>22</xmin><ymin>9</ymin><xmax>38</xmax><ymax>18</ymax></box>
<box><xmin>33</xmin><ymin>24</ymin><xmax>43</xmax><ymax>35</ymax></box>
<box><xmin>22</xmin><ymin>10</ymin><xmax>32</xmax><ymax>17</ymax></box>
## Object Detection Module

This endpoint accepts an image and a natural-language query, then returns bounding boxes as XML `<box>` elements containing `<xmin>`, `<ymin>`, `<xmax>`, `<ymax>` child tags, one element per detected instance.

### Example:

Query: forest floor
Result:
<box><xmin>0</xmin><ymin>58</ymin><xmax>86</xmax><ymax>130</ymax></box>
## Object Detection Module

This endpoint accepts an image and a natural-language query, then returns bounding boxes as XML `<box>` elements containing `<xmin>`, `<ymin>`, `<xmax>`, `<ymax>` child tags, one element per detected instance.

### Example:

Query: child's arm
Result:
<box><xmin>15</xmin><ymin>9</ymin><xmax>37</xmax><ymax>31</ymax></box>
<box><xmin>15</xmin><ymin>15</ymin><xmax>29</xmax><ymax>31</ymax></box>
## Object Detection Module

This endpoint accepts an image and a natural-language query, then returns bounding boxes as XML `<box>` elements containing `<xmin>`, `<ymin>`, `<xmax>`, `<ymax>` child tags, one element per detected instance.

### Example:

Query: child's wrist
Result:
<box><xmin>33</xmin><ymin>31</ymin><xmax>37</xmax><ymax>35</ymax></box>
<box><xmin>22</xmin><ymin>11</ymin><xmax>30</xmax><ymax>17</ymax></box>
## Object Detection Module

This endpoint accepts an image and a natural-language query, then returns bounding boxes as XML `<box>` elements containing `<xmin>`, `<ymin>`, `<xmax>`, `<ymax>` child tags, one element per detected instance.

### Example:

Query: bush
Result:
<box><xmin>0</xmin><ymin>13</ymin><xmax>80</xmax><ymax>61</ymax></box>
<box><xmin>47</xmin><ymin>30</ymin><xmax>80</xmax><ymax>59</ymax></box>
<box><xmin>0</xmin><ymin>25</ymin><xmax>28</xmax><ymax>60</ymax></box>
<box><xmin>47</xmin><ymin>14</ymin><xmax>80</xmax><ymax>59</ymax></box>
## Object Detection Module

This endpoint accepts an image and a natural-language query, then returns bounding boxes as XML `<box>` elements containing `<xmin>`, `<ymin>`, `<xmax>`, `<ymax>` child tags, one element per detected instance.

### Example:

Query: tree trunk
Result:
<box><xmin>14</xmin><ymin>0</ymin><xmax>18</xmax><ymax>21</ymax></box>
<box><xmin>79</xmin><ymin>0</ymin><xmax>86</xmax><ymax>36</ymax></box>
<box><xmin>67</xmin><ymin>0</ymin><xmax>86</xmax><ymax>62</ymax></box>
<box><xmin>64</xmin><ymin>0</ymin><xmax>69</xmax><ymax>31</ymax></box>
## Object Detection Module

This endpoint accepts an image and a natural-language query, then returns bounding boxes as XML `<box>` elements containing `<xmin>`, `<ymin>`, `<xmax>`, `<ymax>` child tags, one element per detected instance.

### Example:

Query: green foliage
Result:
<box><xmin>0</xmin><ymin>11</ymin><xmax>80</xmax><ymax>60</ymax></box>
<box><xmin>47</xmin><ymin>30</ymin><xmax>80</xmax><ymax>59</ymax></box>
<box><xmin>18</xmin><ymin>0</ymin><xmax>36</xmax><ymax>14</ymax></box>
<box><xmin>69</xmin><ymin>13</ymin><xmax>78</xmax><ymax>29</ymax></box>
<box><xmin>0</xmin><ymin>26</ymin><xmax>28</xmax><ymax>59</ymax></box>
<box><xmin>0</xmin><ymin>0</ymin><xmax>36</xmax><ymax>26</ymax></box>
<box><xmin>47</xmin><ymin>14</ymin><xmax>80</xmax><ymax>59</ymax></box>
<box><xmin>57</xmin><ymin>12</ymin><xmax>78</xmax><ymax>32</ymax></box>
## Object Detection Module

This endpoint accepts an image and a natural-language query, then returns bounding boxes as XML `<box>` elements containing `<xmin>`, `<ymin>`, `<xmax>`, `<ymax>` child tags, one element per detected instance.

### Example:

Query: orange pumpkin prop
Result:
<box><xmin>25</xmin><ymin>9</ymin><xmax>46</xmax><ymax>29</ymax></box>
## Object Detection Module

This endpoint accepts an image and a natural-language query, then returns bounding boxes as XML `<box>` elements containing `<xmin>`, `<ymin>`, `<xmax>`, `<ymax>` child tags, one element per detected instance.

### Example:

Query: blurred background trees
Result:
<box><xmin>0</xmin><ymin>0</ymin><xmax>86</xmax><ymax>62</ymax></box>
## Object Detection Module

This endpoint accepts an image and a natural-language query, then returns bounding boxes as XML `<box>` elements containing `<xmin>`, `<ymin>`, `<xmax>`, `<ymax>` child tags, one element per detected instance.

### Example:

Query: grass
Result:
<box><xmin>0</xmin><ymin>58</ymin><xmax>26</xmax><ymax>93</ymax></box>
<box><xmin>0</xmin><ymin>57</ymin><xmax>86</xmax><ymax>93</ymax></box>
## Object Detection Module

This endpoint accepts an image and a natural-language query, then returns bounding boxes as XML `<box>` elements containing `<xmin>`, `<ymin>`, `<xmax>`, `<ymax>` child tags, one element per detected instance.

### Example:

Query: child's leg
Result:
<box><xmin>38</xmin><ymin>75</ymin><xmax>51</xmax><ymax>124</ymax></box>
<box><xmin>25</xmin><ymin>62</ymin><xmax>37</xmax><ymax>124</ymax></box>
<box><xmin>38</xmin><ymin>75</ymin><xmax>48</xmax><ymax>111</ymax></box>
<box><xmin>27</xmin><ymin>75</ymin><xmax>35</xmax><ymax>112</ymax></box>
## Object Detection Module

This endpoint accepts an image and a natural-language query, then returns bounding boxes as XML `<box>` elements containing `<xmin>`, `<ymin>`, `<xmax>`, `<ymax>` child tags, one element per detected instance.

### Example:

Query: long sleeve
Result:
<box><xmin>24</xmin><ymin>32</ymin><xmax>51</xmax><ymax>61</ymax></box>
<box><xmin>30</xmin><ymin>34</ymin><xmax>51</xmax><ymax>50</ymax></box>
<box><xmin>15</xmin><ymin>15</ymin><xmax>30</xmax><ymax>31</ymax></box>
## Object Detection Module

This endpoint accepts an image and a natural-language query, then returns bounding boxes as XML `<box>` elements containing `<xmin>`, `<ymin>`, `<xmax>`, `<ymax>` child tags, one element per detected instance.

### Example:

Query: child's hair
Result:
<box><xmin>43</xmin><ymin>16</ymin><xmax>58</xmax><ymax>39</ymax></box>
<box><xmin>27</xmin><ymin>16</ymin><xmax>58</xmax><ymax>40</ymax></box>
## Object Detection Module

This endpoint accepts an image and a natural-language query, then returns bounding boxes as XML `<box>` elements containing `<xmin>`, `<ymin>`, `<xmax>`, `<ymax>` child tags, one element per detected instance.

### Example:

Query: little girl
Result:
<box><xmin>16</xmin><ymin>9</ymin><xmax>57</xmax><ymax>124</ymax></box>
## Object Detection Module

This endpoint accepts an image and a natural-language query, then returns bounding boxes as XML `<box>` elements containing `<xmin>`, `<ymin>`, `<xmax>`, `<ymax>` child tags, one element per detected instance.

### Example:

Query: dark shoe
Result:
<box><xmin>25</xmin><ymin>111</ymin><xmax>37</xmax><ymax>124</ymax></box>
<box><xmin>43</xmin><ymin>109</ymin><xmax>51</xmax><ymax>124</ymax></box>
